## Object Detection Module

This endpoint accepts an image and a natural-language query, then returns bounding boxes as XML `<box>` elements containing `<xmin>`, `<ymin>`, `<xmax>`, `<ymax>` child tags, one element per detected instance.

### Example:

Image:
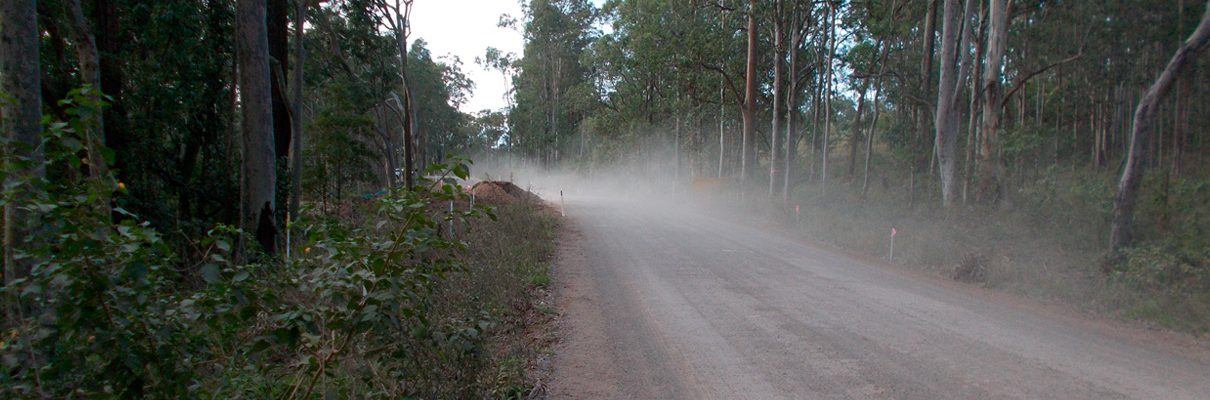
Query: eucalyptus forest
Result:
<box><xmin>2</xmin><ymin>0</ymin><xmax>1210</xmax><ymax>398</ymax></box>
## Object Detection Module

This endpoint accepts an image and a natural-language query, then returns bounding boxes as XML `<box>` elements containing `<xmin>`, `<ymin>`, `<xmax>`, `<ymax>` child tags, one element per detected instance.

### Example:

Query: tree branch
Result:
<box><xmin>1000</xmin><ymin>51</ymin><xmax>1083</xmax><ymax>108</ymax></box>
<box><xmin>794</xmin><ymin>64</ymin><xmax>818</xmax><ymax>87</ymax></box>
<box><xmin>701</xmin><ymin>63</ymin><xmax>746</xmax><ymax>105</ymax></box>
<box><xmin>705</xmin><ymin>1</ymin><xmax>736</xmax><ymax>12</ymax></box>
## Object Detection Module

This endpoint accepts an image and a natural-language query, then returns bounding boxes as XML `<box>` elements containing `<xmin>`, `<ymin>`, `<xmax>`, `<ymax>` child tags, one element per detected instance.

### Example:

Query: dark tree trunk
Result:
<box><xmin>769</xmin><ymin>0</ymin><xmax>785</xmax><ymax>196</ymax></box>
<box><xmin>65</xmin><ymin>0</ymin><xmax>108</xmax><ymax>182</ymax></box>
<box><xmin>912</xmin><ymin>0</ymin><xmax>938</xmax><ymax>207</ymax></box>
<box><xmin>290</xmin><ymin>0</ymin><xmax>308</xmax><ymax>222</ymax></box>
<box><xmin>1</xmin><ymin>0</ymin><xmax>44</xmax><ymax>284</ymax></box>
<box><xmin>95</xmin><ymin>0</ymin><xmax>129</xmax><ymax>185</ymax></box>
<box><xmin>784</xmin><ymin>4</ymin><xmax>808</xmax><ymax>203</ymax></box>
<box><xmin>863</xmin><ymin>34</ymin><xmax>892</xmax><ymax>199</ymax></box>
<box><xmin>237</xmin><ymin>0</ymin><xmax>278</xmax><ymax>255</ymax></box>
<box><xmin>848</xmin><ymin>80</ymin><xmax>868</xmax><ymax>180</ymax></box>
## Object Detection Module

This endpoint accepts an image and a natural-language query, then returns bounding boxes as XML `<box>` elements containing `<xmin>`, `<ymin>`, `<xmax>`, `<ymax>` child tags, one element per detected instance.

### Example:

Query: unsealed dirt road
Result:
<box><xmin>548</xmin><ymin>196</ymin><xmax>1210</xmax><ymax>399</ymax></box>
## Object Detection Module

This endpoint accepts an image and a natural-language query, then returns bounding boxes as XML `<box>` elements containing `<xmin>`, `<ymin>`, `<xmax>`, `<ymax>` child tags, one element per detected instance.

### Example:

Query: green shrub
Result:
<box><xmin>1</xmin><ymin>87</ymin><xmax>507</xmax><ymax>398</ymax></box>
<box><xmin>1112</xmin><ymin>244</ymin><xmax>1210</xmax><ymax>295</ymax></box>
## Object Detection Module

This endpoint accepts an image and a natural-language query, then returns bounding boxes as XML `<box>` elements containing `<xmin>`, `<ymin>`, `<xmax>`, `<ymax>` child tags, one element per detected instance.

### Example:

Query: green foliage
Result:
<box><xmin>1</xmin><ymin>88</ymin><xmax>209</xmax><ymax>397</ymax></box>
<box><xmin>408</xmin><ymin>40</ymin><xmax>475</xmax><ymax>164</ymax></box>
<box><xmin>302</xmin><ymin>12</ymin><xmax>481</xmax><ymax>188</ymax></box>
<box><xmin>1111</xmin><ymin>245</ymin><xmax>1210</xmax><ymax>295</ymax></box>
<box><xmin>1110</xmin><ymin>243</ymin><xmax>1210</xmax><ymax>333</ymax></box>
<box><xmin>1016</xmin><ymin>166</ymin><xmax>1115</xmax><ymax>232</ymax></box>
<box><xmin>510</xmin><ymin>0</ymin><xmax>599</xmax><ymax>161</ymax></box>
<box><xmin>1</xmin><ymin>88</ymin><xmax>525</xmax><ymax>398</ymax></box>
<box><xmin>238</xmin><ymin>172</ymin><xmax>491</xmax><ymax>399</ymax></box>
<box><xmin>104</xmin><ymin>0</ymin><xmax>238</xmax><ymax>233</ymax></box>
<box><xmin>303</xmin><ymin>111</ymin><xmax>378</xmax><ymax>205</ymax></box>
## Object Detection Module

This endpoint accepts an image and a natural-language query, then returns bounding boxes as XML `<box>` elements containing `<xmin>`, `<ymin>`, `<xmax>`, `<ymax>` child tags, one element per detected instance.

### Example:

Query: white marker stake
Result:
<box><xmin>449</xmin><ymin>200</ymin><xmax>455</xmax><ymax>237</ymax></box>
<box><xmin>889</xmin><ymin>226</ymin><xmax>898</xmax><ymax>262</ymax></box>
<box><xmin>795</xmin><ymin>204</ymin><xmax>801</xmax><ymax>223</ymax></box>
<box><xmin>560</xmin><ymin>190</ymin><xmax>566</xmax><ymax>217</ymax></box>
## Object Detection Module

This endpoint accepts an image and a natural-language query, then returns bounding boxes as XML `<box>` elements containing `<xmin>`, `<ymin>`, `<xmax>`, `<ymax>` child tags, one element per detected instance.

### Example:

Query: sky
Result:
<box><xmin>410</xmin><ymin>0</ymin><xmax>606</xmax><ymax>114</ymax></box>
<box><xmin>409</xmin><ymin>1</ymin><xmax>526</xmax><ymax>114</ymax></box>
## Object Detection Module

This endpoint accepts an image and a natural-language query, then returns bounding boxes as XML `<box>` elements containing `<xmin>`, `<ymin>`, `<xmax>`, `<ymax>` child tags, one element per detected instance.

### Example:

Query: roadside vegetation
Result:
<box><xmin>0</xmin><ymin>94</ymin><xmax>557</xmax><ymax>397</ymax></box>
<box><xmin>1</xmin><ymin>0</ymin><xmax>559</xmax><ymax>395</ymax></box>
<box><xmin>771</xmin><ymin>164</ymin><xmax>1210</xmax><ymax>335</ymax></box>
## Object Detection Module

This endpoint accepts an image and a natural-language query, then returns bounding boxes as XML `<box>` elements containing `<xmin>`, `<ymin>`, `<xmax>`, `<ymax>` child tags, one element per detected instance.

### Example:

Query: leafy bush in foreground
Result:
<box><xmin>0</xmin><ymin>88</ymin><xmax>508</xmax><ymax>398</ymax></box>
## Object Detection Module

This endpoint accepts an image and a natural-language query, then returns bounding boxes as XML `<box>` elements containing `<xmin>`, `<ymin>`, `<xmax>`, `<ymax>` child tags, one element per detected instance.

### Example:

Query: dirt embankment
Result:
<box><xmin>471</xmin><ymin>181</ymin><xmax>545</xmax><ymax>205</ymax></box>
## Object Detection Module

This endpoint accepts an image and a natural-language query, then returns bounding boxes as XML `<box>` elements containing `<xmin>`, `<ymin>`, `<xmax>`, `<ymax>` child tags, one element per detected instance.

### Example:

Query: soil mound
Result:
<box><xmin>470</xmin><ymin>181</ymin><xmax>543</xmax><ymax>205</ymax></box>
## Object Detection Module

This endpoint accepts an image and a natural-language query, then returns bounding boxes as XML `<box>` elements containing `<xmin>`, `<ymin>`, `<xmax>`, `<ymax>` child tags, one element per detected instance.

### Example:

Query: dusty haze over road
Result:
<box><xmin>544</xmin><ymin>193</ymin><xmax>1210</xmax><ymax>399</ymax></box>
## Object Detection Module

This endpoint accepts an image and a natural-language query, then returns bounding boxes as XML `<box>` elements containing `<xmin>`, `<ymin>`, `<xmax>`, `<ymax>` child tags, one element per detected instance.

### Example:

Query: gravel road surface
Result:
<box><xmin>547</xmin><ymin>196</ymin><xmax>1210</xmax><ymax>399</ymax></box>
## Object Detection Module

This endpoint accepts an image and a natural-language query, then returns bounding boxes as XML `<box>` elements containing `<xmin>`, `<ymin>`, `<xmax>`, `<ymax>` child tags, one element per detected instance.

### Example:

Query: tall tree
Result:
<box><xmin>861</xmin><ymin>0</ymin><xmax>897</xmax><ymax>199</ymax></box>
<box><xmin>933</xmin><ymin>0</ymin><xmax>975</xmax><ymax>207</ymax></box>
<box><xmin>741</xmin><ymin>0</ymin><xmax>758</xmax><ymax>186</ymax></box>
<box><xmin>237</xmin><ymin>0</ymin><xmax>278</xmax><ymax>255</ymax></box>
<box><xmin>911</xmin><ymin>0</ymin><xmax>938</xmax><ymax>207</ymax></box>
<box><xmin>269</xmin><ymin>0</ymin><xmax>292</xmax><ymax>158</ymax></box>
<box><xmin>1</xmin><ymin>0</ymin><xmax>43</xmax><ymax>284</ymax></box>
<box><xmin>768</xmin><ymin>0</ymin><xmax>786</xmax><ymax>195</ymax></box>
<box><xmin>1110</xmin><ymin>1</ymin><xmax>1210</xmax><ymax>252</ymax></box>
<box><xmin>371</xmin><ymin>0</ymin><xmax>416</xmax><ymax>188</ymax></box>
<box><xmin>289</xmin><ymin>0</ymin><xmax>309</xmax><ymax>222</ymax></box>
<box><xmin>821</xmin><ymin>1</ymin><xmax>837</xmax><ymax>194</ymax></box>
<box><xmin>976</xmin><ymin>0</ymin><xmax>1009</xmax><ymax>205</ymax></box>
<box><xmin>847</xmin><ymin>80</ymin><xmax>868</xmax><ymax>179</ymax></box>
<box><xmin>65</xmin><ymin>0</ymin><xmax>108</xmax><ymax>182</ymax></box>
<box><xmin>861</xmin><ymin>48</ymin><xmax>887</xmax><ymax>199</ymax></box>
<box><xmin>92</xmin><ymin>0</ymin><xmax>131</xmax><ymax>193</ymax></box>
<box><xmin>783</xmin><ymin>2</ymin><xmax>814</xmax><ymax>202</ymax></box>
<box><xmin>510</xmin><ymin>0</ymin><xmax>595</xmax><ymax>166</ymax></box>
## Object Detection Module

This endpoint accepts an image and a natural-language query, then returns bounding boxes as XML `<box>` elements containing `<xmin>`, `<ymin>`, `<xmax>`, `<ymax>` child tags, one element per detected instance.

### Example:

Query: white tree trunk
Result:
<box><xmin>822</xmin><ymin>3</ymin><xmax>838</xmax><ymax>195</ymax></box>
<box><xmin>978</xmin><ymin>0</ymin><xmax>1009</xmax><ymax>205</ymax></box>
<box><xmin>934</xmin><ymin>0</ymin><xmax>975</xmax><ymax>207</ymax></box>
<box><xmin>1111</xmin><ymin>1</ymin><xmax>1210</xmax><ymax>252</ymax></box>
<box><xmin>741</xmin><ymin>0</ymin><xmax>758</xmax><ymax>187</ymax></box>
<box><xmin>719</xmin><ymin>80</ymin><xmax>725</xmax><ymax>178</ymax></box>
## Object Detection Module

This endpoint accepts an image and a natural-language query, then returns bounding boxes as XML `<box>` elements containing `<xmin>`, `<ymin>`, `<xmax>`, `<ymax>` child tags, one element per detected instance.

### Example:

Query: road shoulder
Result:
<box><xmin>546</xmin><ymin>216</ymin><xmax>631</xmax><ymax>399</ymax></box>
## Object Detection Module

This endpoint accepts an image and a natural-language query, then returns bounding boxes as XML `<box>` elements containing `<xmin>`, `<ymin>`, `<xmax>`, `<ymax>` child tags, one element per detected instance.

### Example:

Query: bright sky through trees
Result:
<box><xmin>411</xmin><ymin>0</ymin><xmax>605</xmax><ymax>113</ymax></box>
<box><xmin>410</xmin><ymin>0</ymin><xmax>522</xmax><ymax>112</ymax></box>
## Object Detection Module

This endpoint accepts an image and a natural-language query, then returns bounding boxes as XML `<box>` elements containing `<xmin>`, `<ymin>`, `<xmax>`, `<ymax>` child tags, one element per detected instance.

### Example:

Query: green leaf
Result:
<box><xmin>452</xmin><ymin>163</ymin><xmax>470</xmax><ymax>180</ymax></box>
<box><xmin>200</xmin><ymin>263</ymin><xmax>221</xmax><ymax>284</ymax></box>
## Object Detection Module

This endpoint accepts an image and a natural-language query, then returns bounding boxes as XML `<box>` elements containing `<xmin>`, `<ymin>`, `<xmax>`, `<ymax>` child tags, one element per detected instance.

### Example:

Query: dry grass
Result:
<box><xmin>427</xmin><ymin>201</ymin><xmax>560</xmax><ymax>398</ymax></box>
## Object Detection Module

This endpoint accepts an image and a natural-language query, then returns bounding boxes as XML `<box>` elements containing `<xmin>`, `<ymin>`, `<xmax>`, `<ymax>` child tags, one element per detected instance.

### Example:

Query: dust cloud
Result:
<box><xmin>467</xmin><ymin>129</ymin><xmax>750</xmax><ymax>220</ymax></box>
